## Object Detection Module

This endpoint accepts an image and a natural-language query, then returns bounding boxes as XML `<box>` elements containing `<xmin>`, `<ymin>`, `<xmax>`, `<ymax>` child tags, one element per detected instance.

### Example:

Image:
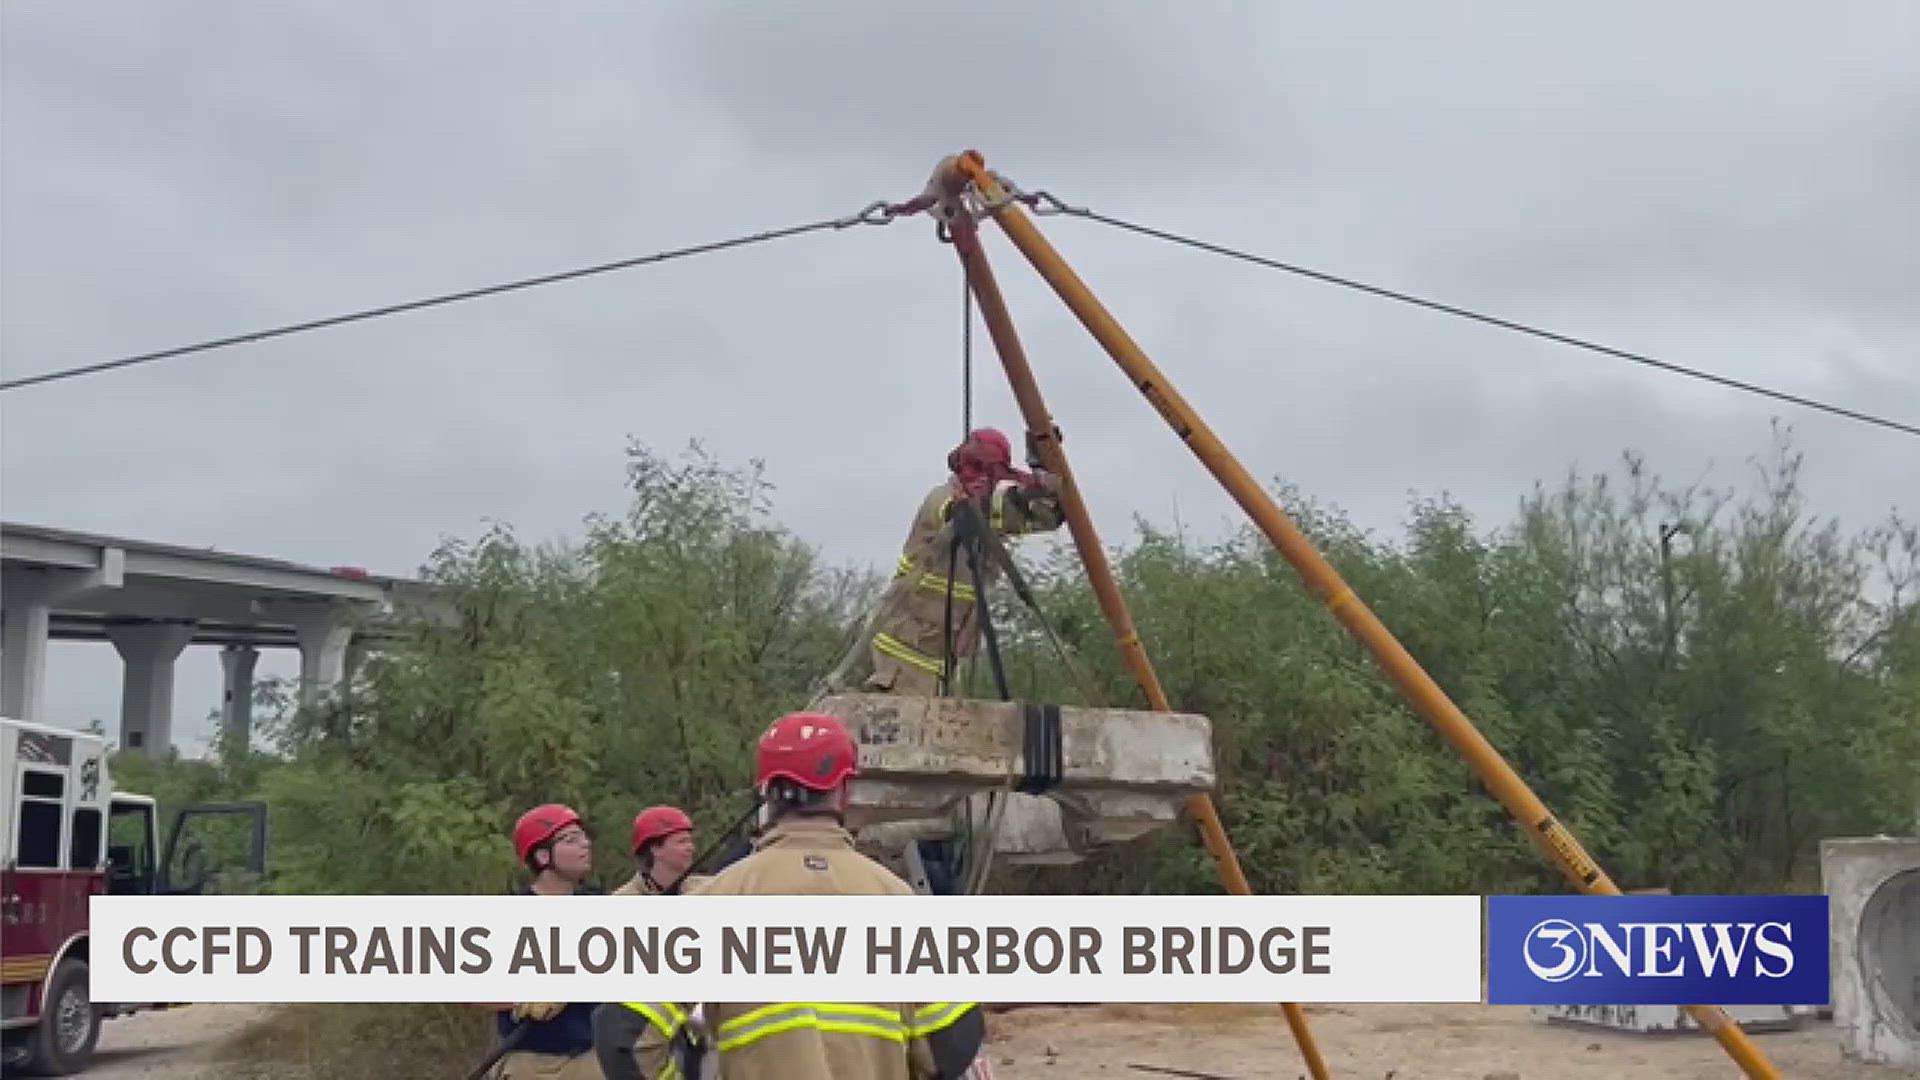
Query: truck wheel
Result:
<box><xmin>23</xmin><ymin>957</ymin><xmax>100</xmax><ymax>1076</ymax></box>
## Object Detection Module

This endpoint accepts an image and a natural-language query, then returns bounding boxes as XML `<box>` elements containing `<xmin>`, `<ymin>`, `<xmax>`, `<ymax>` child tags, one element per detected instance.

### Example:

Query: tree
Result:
<box><xmin>133</xmin><ymin>429</ymin><xmax>1918</xmax><ymax>903</ymax></box>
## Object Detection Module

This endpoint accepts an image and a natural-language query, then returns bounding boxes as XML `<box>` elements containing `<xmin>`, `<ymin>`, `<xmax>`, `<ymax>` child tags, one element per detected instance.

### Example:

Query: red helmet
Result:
<box><xmin>948</xmin><ymin>428</ymin><xmax>1019</xmax><ymax>498</ymax></box>
<box><xmin>513</xmin><ymin>803</ymin><xmax>583</xmax><ymax>861</ymax></box>
<box><xmin>756</xmin><ymin>712</ymin><xmax>858</xmax><ymax>792</ymax></box>
<box><xmin>630</xmin><ymin>805</ymin><xmax>694</xmax><ymax>854</ymax></box>
<box><xmin>969</xmin><ymin>427</ymin><xmax>1012</xmax><ymax>464</ymax></box>
<box><xmin>948</xmin><ymin>427</ymin><xmax>1013</xmax><ymax>473</ymax></box>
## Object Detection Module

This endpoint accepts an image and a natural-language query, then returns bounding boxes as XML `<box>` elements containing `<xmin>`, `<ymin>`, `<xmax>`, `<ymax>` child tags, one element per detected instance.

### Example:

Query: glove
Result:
<box><xmin>1024</xmin><ymin>429</ymin><xmax>1047</xmax><ymax>469</ymax></box>
<box><xmin>512</xmin><ymin>1001</ymin><xmax>566</xmax><ymax>1022</ymax></box>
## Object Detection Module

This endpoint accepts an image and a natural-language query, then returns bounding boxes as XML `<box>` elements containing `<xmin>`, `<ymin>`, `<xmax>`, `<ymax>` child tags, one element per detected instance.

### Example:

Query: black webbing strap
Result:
<box><xmin>956</xmin><ymin>494</ymin><xmax>1106</xmax><ymax>705</ymax></box>
<box><xmin>1017</xmin><ymin>702</ymin><xmax>1064</xmax><ymax>794</ymax></box>
<box><xmin>967</xmin><ymin>529</ymin><xmax>1012</xmax><ymax>703</ymax></box>
<box><xmin>948</xmin><ymin>496</ymin><xmax>1059</xmax><ymax>790</ymax></box>
<box><xmin>939</xmin><ymin>524</ymin><xmax>962</xmax><ymax>696</ymax></box>
<box><xmin>945</xmin><ymin>498</ymin><xmax>1012</xmax><ymax>702</ymax></box>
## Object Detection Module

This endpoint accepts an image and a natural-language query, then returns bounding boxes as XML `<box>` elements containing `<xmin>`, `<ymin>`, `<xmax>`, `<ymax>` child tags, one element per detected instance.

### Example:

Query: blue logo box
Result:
<box><xmin>1485</xmin><ymin>894</ymin><xmax>1829</xmax><ymax>1006</ymax></box>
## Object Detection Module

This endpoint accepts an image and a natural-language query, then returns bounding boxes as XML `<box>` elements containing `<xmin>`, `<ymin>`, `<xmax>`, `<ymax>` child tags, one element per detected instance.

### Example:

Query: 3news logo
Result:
<box><xmin>1485</xmin><ymin>894</ymin><xmax>1830</xmax><ymax>1005</ymax></box>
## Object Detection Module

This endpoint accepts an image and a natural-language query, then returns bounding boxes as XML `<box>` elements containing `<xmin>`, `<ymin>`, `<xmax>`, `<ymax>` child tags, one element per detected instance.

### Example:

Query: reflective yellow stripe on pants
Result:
<box><xmin>715</xmin><ymin>1002</ymin><xmax>907</xmax><ymax>1053</ymax></box>
<box><xmin>873</xmin><ymin>632</ymin><xmax>946</xmax><ymax>676</ymax></box>
<box><xmin>909</xmin><ymin>1001</ymin><xmax>976</xmax><ymax>1037</ymax></box>
<box><xmin>619</xmin><ymin>1001</ymin><xmax>690</xmax><ymax>1080</ymax></box>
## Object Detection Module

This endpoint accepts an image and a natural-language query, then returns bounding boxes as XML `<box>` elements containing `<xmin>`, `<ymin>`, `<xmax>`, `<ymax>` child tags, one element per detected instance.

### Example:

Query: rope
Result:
<box><xmin>960</xmin><ymin>526</ymin><xmax>1013</xmax><ymax>897</ymax></box>
<box><xmin>1</xmin><ymin>199</ymin><xmax>922</xmax><ymax>393</ymax></box>
<box><xmin>965</xmin><ymin>510</ymin><xmax>1106</xmax><ymax>705</ymax></box>
<box><xmin>962</xmin><ymin>264</ymin><xmax>975</xmax><ymax>439</ymax></box>
<box><xmin>1038</xmin><ymin>203</ymin><xmax>1920</xmax><ymax>440</ymax></box>
<box><xmin>932</xmin><ymin>499</ymin><xmax>1021</xmax><ymax>896</ymax></box>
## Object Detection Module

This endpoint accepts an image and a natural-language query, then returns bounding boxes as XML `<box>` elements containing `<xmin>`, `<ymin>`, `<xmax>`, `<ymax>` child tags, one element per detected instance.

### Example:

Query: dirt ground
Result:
<box><xmin>978</xmin><ymin>1003</ymin><xmax>1914</xmax><ymax>1079</ymax></box>
<box><xmin>61</xmin><ymin>999</ymin><xmax>1916</xmax><ymax>1078</ymax></box>
<box><xmin>80</xmin><ymin>1003</ymin><xmax>276</xmax><ymax>1079</ymax></box>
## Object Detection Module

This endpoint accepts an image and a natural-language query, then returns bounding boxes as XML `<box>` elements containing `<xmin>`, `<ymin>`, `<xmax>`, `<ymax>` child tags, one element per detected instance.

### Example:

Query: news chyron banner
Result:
<box><xmin>89</xmin><ymin>893</ymin><xmax>1833</xmax><ymax>1006</ymax></box>
<box><xmin>1485</xmin><ymin>894</ymin><xmax>1831</xmax><ymax>1006</ymax></box>
<box><xmin>90</xmin><ymin>895</ymin><xmax>1481</xmax><ymax>1003</ymax></box>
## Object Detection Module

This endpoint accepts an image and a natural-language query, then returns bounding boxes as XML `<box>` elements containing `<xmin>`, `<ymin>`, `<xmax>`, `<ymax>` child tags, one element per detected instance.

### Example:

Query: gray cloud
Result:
<box><xmin>4</xmin><ymin>0</ymin><xmax>1916</xmax><ymax>754</ymax></box>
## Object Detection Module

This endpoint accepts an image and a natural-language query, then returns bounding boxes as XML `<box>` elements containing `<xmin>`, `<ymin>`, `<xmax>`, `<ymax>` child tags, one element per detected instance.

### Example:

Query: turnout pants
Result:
<box><xmin>494</xmin><ymin>1049</ymin><xmax>602</xmax><ymax>1079</ymax></box>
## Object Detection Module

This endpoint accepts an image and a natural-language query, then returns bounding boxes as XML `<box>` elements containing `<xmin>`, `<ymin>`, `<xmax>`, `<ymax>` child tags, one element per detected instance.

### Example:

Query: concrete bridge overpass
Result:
<box><xmin>1</xmin><ymin>522</ymin><xmax>450</xmax><ymax>754</ymax></box>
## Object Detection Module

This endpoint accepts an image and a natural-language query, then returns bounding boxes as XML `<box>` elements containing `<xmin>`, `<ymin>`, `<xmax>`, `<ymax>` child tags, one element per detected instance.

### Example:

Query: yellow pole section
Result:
<box><xmin>952</xmin><ymin>149</ymin><xmax>1784</xmax><ymax>1080</ymax></box>
<box><xmin>945</xmin><ymin>218</ymin><xmax>1334</xmax><ymax>1080</ymax></box>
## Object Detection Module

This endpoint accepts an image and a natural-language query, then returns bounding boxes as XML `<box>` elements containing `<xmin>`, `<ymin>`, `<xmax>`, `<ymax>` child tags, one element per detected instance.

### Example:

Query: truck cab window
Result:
<box><xmin>70</xmin><ymin>807</ymin><xmax>104</xmax><ymax>871</ymax></box>
<box><xmin>15</xmin><ymin>767</ymin><xmax>66</xmax><ymax>869</ymax></box>
<box><xmin>107</xmin><ymin>799</ymin><xmax>156</xmax><ymax>894</ymax></box>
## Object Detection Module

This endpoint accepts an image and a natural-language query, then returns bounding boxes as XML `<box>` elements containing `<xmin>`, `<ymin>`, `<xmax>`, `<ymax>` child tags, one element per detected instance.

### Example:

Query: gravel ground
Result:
<box><xmin>80</xmin><ymin>1003</ymin><xmax>276</xmax><ymax>1079</ymax></box>
<box><xmin>978</xmin><ymin>1003</ymin><xmax>1914</xmax><ymax>1079</ymax></box>
<box><xmin>57</xmin><ymin>999</ymin><xmax>1916</xmax><ymax>1078</ymax></box>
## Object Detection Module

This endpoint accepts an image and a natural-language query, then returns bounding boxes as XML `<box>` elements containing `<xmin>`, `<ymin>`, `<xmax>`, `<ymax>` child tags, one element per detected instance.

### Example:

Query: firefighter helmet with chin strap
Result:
<box><xmin>630</xmin><ymin>805</ymin><xmax>694</xmax><ymax>855</ymax></box>
<box><xmin>948</xmin><ymin>427</ymin><xmax>1013</xmax><ymax>474</ymax></box>
<box><xmin>756</xmin><ymin>711</ymin><xmax>859</xmax><ymax>793</ymax></box>
<box><xmin>513</xmin><ymin>803</ymin><xmax>584</xmax><ymax>862</ymax></box>
<box><xmin>949</xmin><ymin>427</ymin><xmax>1023</xmax><ymax>500</ymax></box>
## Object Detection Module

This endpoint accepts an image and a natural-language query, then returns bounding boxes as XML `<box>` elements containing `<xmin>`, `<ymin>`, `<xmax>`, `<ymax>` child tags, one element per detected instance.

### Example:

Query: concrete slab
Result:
<box><xmin>1821</xmin><ymin>836</ymin><xmax>1920</xmax><ymax>1069</ymax></box>
<box><xmin>817</xmin><ymin>692</ymin><xmax>1214</xmax><ymax>863</ymax></box>
<box><xmin>855</xmin><ymin>792</ymin><xmax>1087</xmax><ymax>862</ymax></box>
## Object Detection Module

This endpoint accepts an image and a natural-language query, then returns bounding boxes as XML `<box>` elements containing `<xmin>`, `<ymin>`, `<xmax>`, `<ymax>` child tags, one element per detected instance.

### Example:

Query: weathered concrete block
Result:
<box><xmin>817</xmin><ymin>692</ymin><xmax>1214</xmax><ymax>861</ymax></box>
<box><xmin>1821</xmin><ymin>836</ymin><xmax>1920</xmax><ymax>1069</ymax></box>
<box><xmin>956</xmin><ymin>790</ymin><xmax>1089</xmax><ymax>867</ymax></box>
<box><xmin>856</xmin><ymin>792</ymin><xmax>1090</xmax><ymax>867</ymax></box>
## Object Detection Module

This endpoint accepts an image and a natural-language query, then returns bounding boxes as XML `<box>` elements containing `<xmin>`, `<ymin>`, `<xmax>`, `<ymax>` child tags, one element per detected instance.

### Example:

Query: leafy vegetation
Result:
<box><xmin>129</xmin><ymin>427</ymin><xmax>1918</xmax><ymax>902</ymax></box>
<box><xmin>129</xmin><ymin>428</ymin><xmax>1916</xmax><ymax>1078</ymax></box>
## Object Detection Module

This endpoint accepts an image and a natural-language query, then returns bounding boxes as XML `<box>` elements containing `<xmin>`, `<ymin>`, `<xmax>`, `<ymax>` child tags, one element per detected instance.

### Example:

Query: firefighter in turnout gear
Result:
<box><xmin>613</xmin><ymin>805</ymin><xmax>712</xmax><ymax>896</ymax></box>
<box><xmin>481</xmin><ymin>803</ymin><xmax>605</xmax><ymax>1079</ymax></box>
<box><xmin>602</xmin><ymin>805</ymin><xmax>717</xmax><ymax>1079</ymax></box>
<box><xmin>593</xmin><ymin>711</ymin><xmax>988</xmax><ymax>1080</ymax></box>
<box><xmin>857</xmin><ymin>426</ymin><xmax>1065</xmax><ymax>697</ymax></box>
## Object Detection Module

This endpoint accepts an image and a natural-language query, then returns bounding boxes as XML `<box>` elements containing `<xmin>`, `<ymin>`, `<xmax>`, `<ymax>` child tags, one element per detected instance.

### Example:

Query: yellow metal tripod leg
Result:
<box><xmin>950</xmin><ymin>149</ymin><xmax>1785</xmax><ymax>1080</ymax></box>
<box><xmin>944</xmin><ymin>210</ymin><xmax>1335</xmax><ymax>1080</ymax></box>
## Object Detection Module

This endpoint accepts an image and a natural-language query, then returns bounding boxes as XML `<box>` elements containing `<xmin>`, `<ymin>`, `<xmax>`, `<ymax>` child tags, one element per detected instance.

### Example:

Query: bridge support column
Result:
<box><xmin>106</xmin><ymin>619</ymin><xmax>196</xmax><ymax>756</ymax></box>
<box><xmin>295</xmin><ymin>610</ymin><xmax>354</xmax><ymax>708</ymax></box>
<box><xmin>220</xmin><ymin>644</ymin><xmax>259</xmax><ymax>751</ymax></box>
<box><xmin>1</xmin><ymin>587</ymin><xmax>53</xmax><ymax>722</ymax></box>
<box><xmin>2</xmin><ymin>559</ymin><xmax>124</xmax><ymax>722</ymax></box>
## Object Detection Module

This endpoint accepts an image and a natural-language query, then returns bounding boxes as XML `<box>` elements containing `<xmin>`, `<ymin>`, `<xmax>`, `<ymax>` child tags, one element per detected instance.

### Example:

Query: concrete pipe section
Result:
<box><xmin>1822</xmin><ymin>836</ymin><xmax>1920</xmax><ymax>1069</ymax></box>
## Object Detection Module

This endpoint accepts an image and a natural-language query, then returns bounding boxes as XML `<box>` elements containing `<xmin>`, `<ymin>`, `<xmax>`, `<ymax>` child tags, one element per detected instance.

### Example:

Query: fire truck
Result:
<box><xmin>1</xmin><ymin>716</ymin><xmax>266</xmax><ymax>1076</ymax></box>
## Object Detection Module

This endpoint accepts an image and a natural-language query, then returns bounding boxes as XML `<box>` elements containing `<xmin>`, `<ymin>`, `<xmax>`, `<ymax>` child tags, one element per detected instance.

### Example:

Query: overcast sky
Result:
<box><xmin>4</xmin><ymin>1</ymin><xmax>1917</xmax><ymax>756</ymax></box>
